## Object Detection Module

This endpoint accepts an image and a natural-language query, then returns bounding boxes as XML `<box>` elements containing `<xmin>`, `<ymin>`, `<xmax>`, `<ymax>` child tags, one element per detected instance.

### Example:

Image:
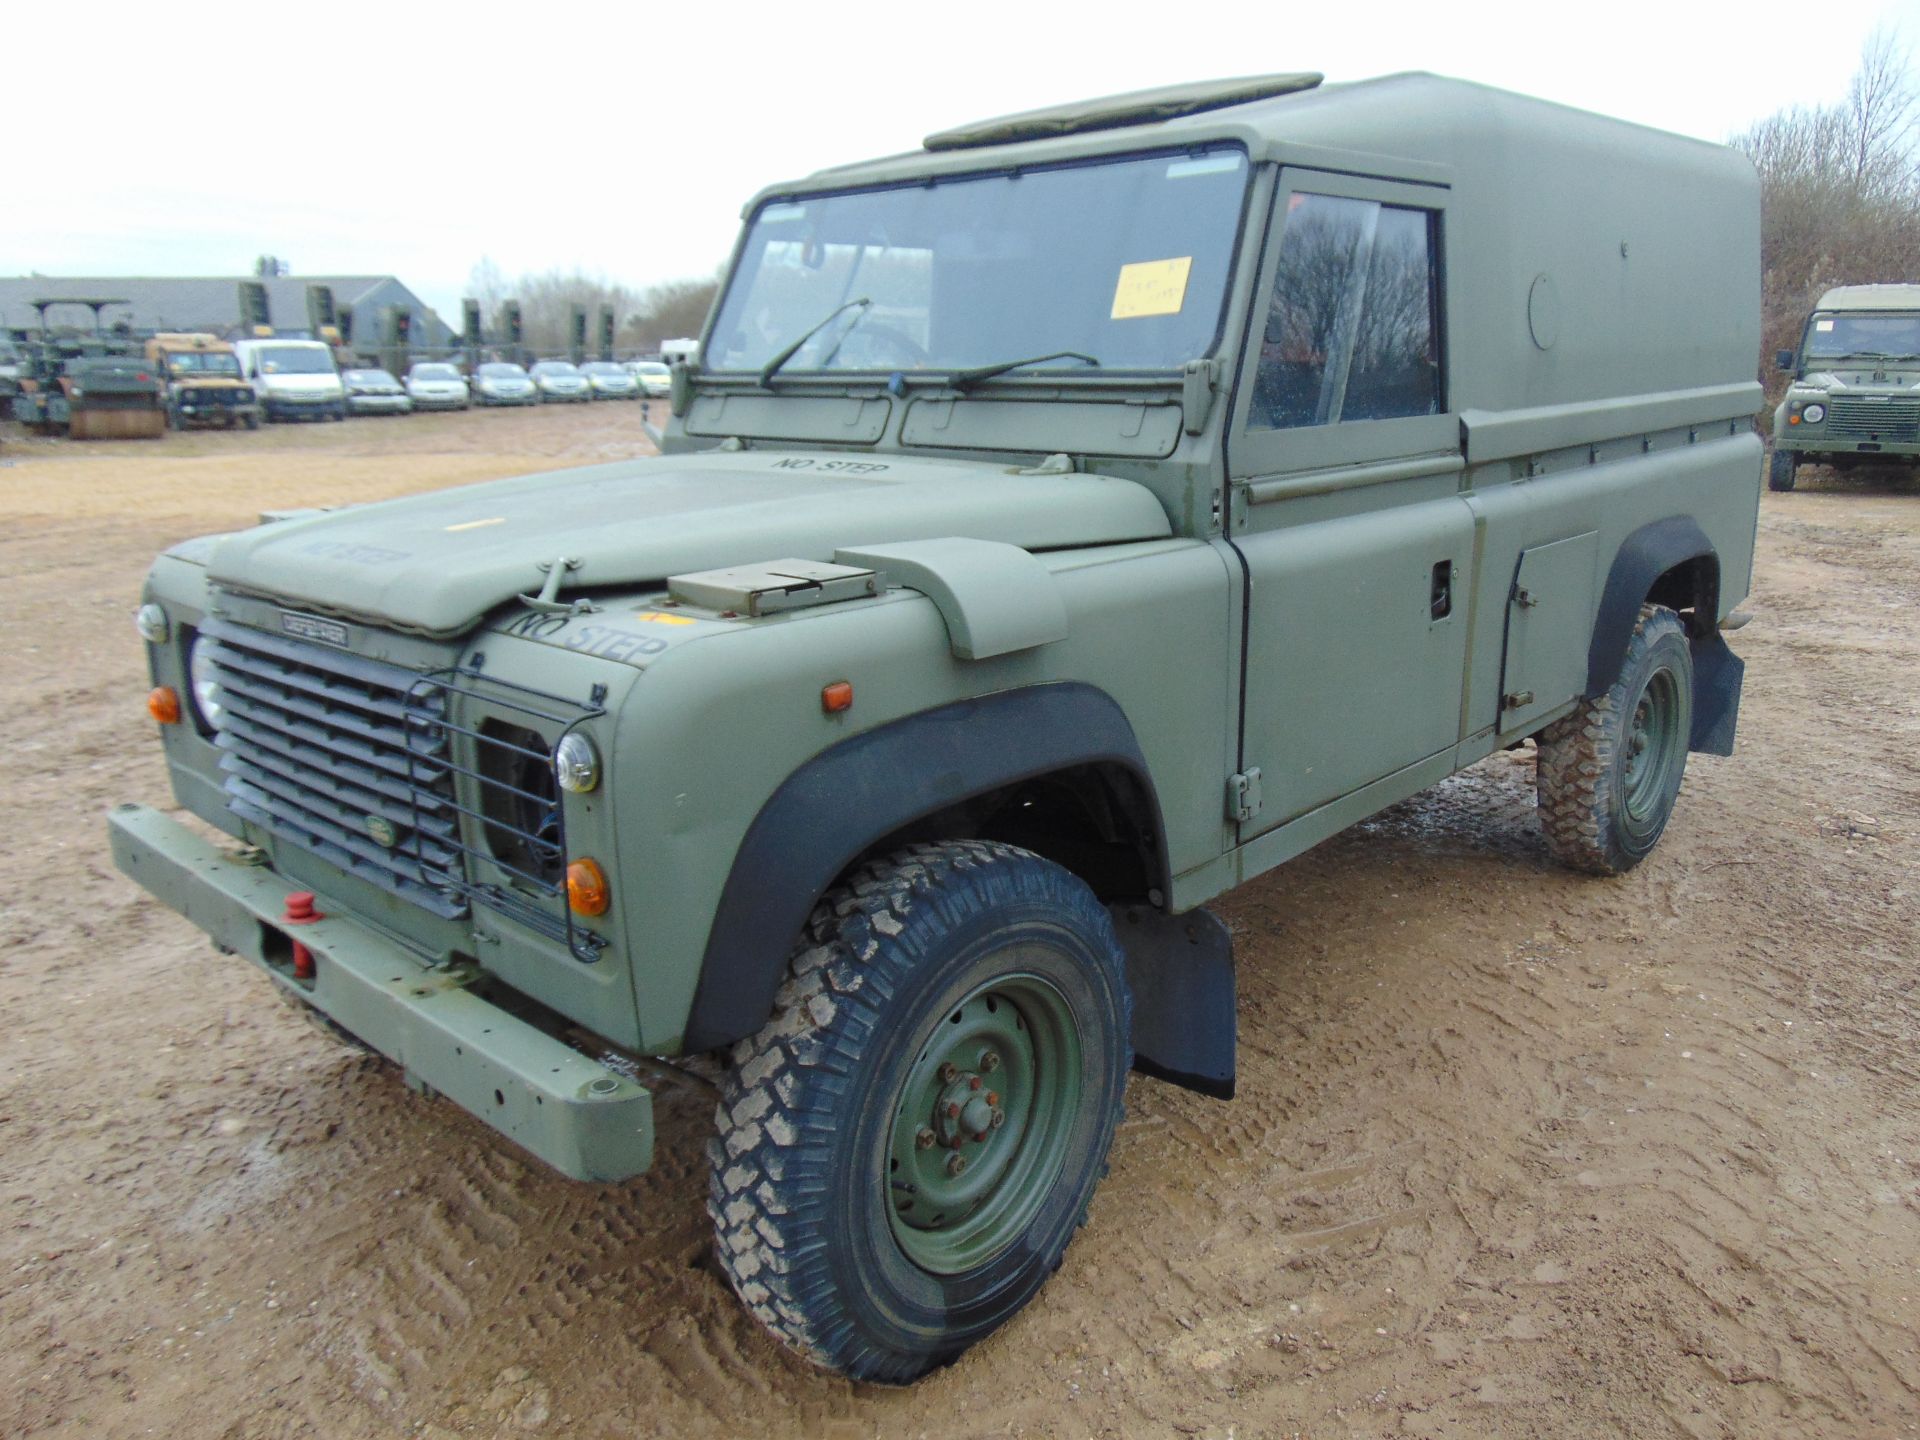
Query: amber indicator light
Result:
<box><xmin>822</xmin><ymin>680</ymin><xmax>854</xmax><ymax>713</ymax></box>
<box><xmin>567</xmin><ymin>858</ymin><xmax>610</xmax><ymax>917</ymax></box>
<box><xmin>147</xmin><ymin>686</ymin><xmax>182</xmax><ymax>724</ymax></box>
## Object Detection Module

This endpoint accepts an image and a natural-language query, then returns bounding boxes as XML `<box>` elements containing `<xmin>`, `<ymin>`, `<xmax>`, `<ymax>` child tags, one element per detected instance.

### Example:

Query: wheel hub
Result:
<box><xmin>884</xmin><ymin>973</ymin><xmax>1082</xmax><ymax>1275</ymax></box>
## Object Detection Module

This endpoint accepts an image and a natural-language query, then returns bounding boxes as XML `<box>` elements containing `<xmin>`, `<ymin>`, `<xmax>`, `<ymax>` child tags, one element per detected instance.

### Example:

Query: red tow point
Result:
<box><xmin>283</xmin><ymin>891</ymin><xmax>322</xmax><ymax>979</ymax></box>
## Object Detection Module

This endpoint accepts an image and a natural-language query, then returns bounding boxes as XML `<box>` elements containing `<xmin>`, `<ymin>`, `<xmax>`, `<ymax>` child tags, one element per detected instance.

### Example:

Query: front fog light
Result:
<box><xmin>1802</xmin><ymin>403</ymin><xmax>1826</xmax><ymax>424</ymax></box>
<box><xmin>135</xmin><ymin>603</ymin><xmax>169</xmax><ymax>644</ymax></box>
<box><xmin>554</xmin><ymin>732</ymin><xmax>599</xmax><ymax>793</ymax></box>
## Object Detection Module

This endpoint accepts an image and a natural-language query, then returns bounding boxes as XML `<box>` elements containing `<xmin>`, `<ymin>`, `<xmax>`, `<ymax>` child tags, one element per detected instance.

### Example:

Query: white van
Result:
<box><xmin>233</xmin><ymin>338</ymin><xmax>347</xmax><ymax>422</ymax></box>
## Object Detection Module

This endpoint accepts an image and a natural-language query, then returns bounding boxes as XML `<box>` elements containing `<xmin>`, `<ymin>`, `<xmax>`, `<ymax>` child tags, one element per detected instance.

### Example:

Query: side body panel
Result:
<box><xmin>609</xmin><ymin>539</ymin><xmax>1237</xmax><ymax>1054</ymax></box>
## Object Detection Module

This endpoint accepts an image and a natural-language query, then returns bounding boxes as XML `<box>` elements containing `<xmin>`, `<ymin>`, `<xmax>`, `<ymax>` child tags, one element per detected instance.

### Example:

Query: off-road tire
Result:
<box><xmin>1769</xmin><ymin>449</ymin><xmax>1798</xmax><ymax>492</ymax></box>
<box><xmin>707</xmin><ymin>840</ymin><xmax>1132</xmax><ymax>1383</ymax></box>
<box><xmin>1537</xmin><ymin>604</ymin><xmax>1694</xmax><ymax>874</ymax></box>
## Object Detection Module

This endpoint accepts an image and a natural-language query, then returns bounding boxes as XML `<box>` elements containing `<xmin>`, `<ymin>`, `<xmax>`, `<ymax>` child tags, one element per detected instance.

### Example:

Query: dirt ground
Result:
<box><xmin>0</xmin><ymin>408</ymin><xmax>1915</xmax><ymax>1439</ymax></box>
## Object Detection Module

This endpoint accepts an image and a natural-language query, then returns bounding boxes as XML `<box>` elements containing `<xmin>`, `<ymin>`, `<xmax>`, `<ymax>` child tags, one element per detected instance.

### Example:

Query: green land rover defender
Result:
<box><xmin>1771</xmin><ymin>283</ymin><xmax>1920</xmax><ymax>491</ymax></box>
<box><xmin>111</xmin><ymin>72</ymin><xmax>1761</xmax><ymax>1381</ymax></box>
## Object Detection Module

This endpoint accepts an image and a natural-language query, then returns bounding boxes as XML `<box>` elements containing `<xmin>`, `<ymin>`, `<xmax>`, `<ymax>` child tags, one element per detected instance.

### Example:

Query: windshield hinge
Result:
<box><xmin>1226</xmin><ymin>767</ymin><xmax>1263</xmax><ymax>824</ymax></box>
<box><xmin>1182</xmin><ymin>357</ymin><xmax>1220</xmax><ymax>435</ymax></box>
<box><xmin>518</xmin><ymin>556</ymin><xmax>600</xmax><ymax>617</ymax></box>
<box><xmin>1015</xmin><ymin>452</ymin><xmax>1077</xmax><ymax>476</ymax></box>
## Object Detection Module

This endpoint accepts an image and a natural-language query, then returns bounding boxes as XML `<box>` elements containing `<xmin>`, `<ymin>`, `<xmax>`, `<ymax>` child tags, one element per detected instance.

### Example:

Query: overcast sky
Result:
<box><xmin>12</xmin><ymin>0</ymin><xmax>1920</xmax><ymax>321</ymax></box>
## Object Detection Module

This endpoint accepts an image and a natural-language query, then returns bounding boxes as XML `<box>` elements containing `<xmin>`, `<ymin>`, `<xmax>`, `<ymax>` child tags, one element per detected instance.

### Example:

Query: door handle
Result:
<box><xmin>1429</xmin><ymin>560</ymin><xmax>1453</xmax><ymax>620</ymax></box>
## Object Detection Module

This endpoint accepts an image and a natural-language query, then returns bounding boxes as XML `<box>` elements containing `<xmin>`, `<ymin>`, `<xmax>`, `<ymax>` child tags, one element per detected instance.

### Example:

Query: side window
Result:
<box><xmin>1248</xmin><ymin>193</ymin><xmax>1442</xmax><ymax>431</ymax></box>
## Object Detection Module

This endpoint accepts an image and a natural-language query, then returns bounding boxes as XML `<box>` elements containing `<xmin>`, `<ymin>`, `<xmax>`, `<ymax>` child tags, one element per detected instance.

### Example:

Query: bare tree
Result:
<box><xmin>1732</xmin><ymin>29</ymin><xmax>1920</xmax><ymax>398</ymax></box>
<box><xmin>467</xmin><ymin>256</ymin><xmax>507</xmax><ymax>318</ymax></box>
<box><xmin>627</xmin><ymin>275</ymin><xmax>722</xmax><ymax>349</ymax></box>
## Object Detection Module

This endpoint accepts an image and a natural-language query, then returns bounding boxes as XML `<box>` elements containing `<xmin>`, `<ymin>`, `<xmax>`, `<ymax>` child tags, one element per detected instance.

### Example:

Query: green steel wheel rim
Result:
<box><xmin>886</xmin><ymin>970</ymin><xmax>1083</xmax><ymax>1276</ymax></box>
<box><xmin>1621</xmin><ymin>665</ymin><xmax>1683</xmax><ymax>837</ymax></box>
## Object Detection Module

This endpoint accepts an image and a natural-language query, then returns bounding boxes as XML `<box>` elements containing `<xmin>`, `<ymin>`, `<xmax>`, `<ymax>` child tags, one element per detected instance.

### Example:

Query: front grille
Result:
<box><xmin>202</xmin><ymin>619</ymin><xmax>468</xmax><ymax>917</ymax></box>
<box><xmin>201</xmin><ymin>619</ymin><xmax>608</xmax><ymax>959</ymax></box>
<box><xmin>1824</xmin><ymin>396</ymin><xmax>1920</xmax><ymax>442</ymax></box>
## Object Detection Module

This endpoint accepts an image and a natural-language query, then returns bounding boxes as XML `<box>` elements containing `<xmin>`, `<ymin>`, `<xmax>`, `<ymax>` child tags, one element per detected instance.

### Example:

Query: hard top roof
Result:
<box><xmin>784</xmin><ymin>72</ymin><xmax>1737</xmax><ymax>202</ymax></box>
<box><xmin>1815</xmin><ymin>284</ymin><xmax>1920</xmax><ymax>312</ymax></box>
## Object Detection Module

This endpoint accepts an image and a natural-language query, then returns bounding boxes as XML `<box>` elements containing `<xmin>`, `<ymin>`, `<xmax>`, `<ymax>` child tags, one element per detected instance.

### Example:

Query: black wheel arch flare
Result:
<box><xmin>682</xmin><ymin>682</ymin><xmax>1170</xmax><ymax>1054</ymax></box>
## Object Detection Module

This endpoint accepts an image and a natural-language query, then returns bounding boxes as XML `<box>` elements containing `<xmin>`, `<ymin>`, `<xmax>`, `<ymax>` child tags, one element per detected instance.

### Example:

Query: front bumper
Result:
<box><xmin>265</xmin><ymin>396</ymin><xmax>339</xmax><ymax>418</ymax></box>
<box><xmin>1777</xmin><ymin>432</ymin><xmax>1920</xmax><ymax>459</ymax></box>
<box><xmin>108</xmin><ymin>803</ymin><xmax>655</xmax><ymax>1182</ymax></box>
<box><xmin>348</xmin><ymin>394</ymin><xmax>411</xmax><ymax>414</ymax></box>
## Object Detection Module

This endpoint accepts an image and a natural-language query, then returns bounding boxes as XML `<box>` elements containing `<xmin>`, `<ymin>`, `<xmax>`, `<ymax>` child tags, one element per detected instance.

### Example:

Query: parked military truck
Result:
<box><xmin>110</xmin><ymin>72</ymin><xmax>1760</xmax><ymax>1382</ymax></box>
<box><xmin>11</xmin><ymin>298</ymin><xmax>168</xmax><ymax>439</ymax></box>
<box><xmin>146</xmin><ymin>333</ymin><xmax>262</xmax><ymax>431</ymax></box>
<box><xmin>1771</xmin><ymin>283</ymin><xmax>1920</xmax><ymax>491</ymax></box>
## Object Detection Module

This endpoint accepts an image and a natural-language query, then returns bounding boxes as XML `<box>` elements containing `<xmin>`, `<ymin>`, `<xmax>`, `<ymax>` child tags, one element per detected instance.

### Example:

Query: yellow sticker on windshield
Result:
<box><xmin>1111</xmin><ymin>257</ymin><xmax>1193</xmax><ymax>319</ymax></box>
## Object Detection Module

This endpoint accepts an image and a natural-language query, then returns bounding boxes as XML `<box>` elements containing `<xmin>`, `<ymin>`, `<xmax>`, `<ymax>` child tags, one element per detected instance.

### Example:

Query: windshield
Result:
<box><xmin>478</xmin><ymin>363</ymin><xmax>525</xmax><ymax>377</ymax></box>
<box><xmin>344</xmin><ymin>370</ymin><xmax>395</xmax><ymax>385</ymax></box>
<box><xmin>256</xmin><ymin>346</ymin><xmax>335</xmax><ymax>375</ymax></box>
<box><xmin>1804</xmin><ymin>311</ymin><xmax>1920</xmax><ymax>361</ymax></box>
<box><xmin>411</xmin><ymin>364</ymin><xmax>461</xmax><ymax>380</ymax></box>
<box><xmin>533</xmin><ymin>362</ymin><xmax>578</xmax><ymax>375</ymax></box>
<box><xmin>166</xmin><ymin>352</ymin><xmax>241</xmax><ymax>375</ymax></box>
<box><xmin>583</xmin><ymin>362</ymin><xmax>623</xmax><ymax>374</ymax></box>
<box><xmin>707</xmin><ymin>146</ymin><xmax>1249</xmax><ymax>379</ymax></box>
<box><xmin>636</xmin><ymin>362</ymin><xmax>669</xmax><ymax>375</ymax></box>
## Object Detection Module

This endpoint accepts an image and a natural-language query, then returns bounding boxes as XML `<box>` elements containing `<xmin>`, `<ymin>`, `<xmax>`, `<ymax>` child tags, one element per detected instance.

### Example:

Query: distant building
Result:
<box><xmin>0</xmin><ymin>275</ymin><xmax>455</xmax><ymax>348</ymax></box>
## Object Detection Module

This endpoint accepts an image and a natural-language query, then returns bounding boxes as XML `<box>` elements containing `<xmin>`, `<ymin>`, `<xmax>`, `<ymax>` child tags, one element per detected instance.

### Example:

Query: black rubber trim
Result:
<box><xmin>1587</xmin><ymin>516</ymin><xmax>1716</xmax><ymax>698</ymax></box>
<box><xmin>684</xmin><ymin>682</ymin><xmax>1169</xmax><ymax>1053</ymax></box>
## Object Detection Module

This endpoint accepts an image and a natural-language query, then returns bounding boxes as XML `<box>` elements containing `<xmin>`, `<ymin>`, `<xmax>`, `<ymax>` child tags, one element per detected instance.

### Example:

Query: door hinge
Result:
<box><xmin>1226</xmin><ymin>768</ymin><xmax>1263</xmax><ymax>824</ymax></box>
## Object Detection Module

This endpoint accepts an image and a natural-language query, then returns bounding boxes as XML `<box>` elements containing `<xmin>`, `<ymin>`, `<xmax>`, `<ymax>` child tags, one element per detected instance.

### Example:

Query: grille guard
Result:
<box><xmin>201</xmin><ymin>619</ymin><xmax>609</xmax><ymax>963</ymax></box>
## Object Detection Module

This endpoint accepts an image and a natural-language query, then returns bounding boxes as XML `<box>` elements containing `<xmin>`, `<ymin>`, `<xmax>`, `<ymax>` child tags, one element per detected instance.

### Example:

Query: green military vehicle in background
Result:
<box><xmin>10</xmin><ymin>298</ymin><xmax>168</xmax><ymax>439</ymax></box>
<box><xmin>110</xmin><ymin>72</ymin><xmax>1761</xmax><ymax>1381</ymax></box>
<box><xmin>1771</xmin><ymin>283</ymin><xmax>1920</xmax><ymax>491</ymax></box>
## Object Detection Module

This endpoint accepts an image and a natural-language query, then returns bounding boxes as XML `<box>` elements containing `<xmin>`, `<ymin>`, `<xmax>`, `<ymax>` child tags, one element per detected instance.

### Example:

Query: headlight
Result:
<box><xmin>1802</xmin><ymin>403</ymin><xmax>1826</xmax><ymax>424</ymax></box>
<box><xmin>187</xmin><ymin>634</ymin><xmax>225</xmax><ymax>731</ymax></box>
<box><xmin>135</xmin><ymin>603</ymin><xmax>169</xmax><ymax>644</ymax></box>
<box><xmin>554</xmin><ymin>732</ymin><xmax>599</xmax><ymax>793</ymax></box>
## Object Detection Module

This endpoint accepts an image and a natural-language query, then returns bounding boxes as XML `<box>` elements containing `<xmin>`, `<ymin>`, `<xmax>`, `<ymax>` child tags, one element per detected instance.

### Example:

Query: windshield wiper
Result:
<box><xmin>950</xmin><ymin>350</ymin><xmax>1102</xmax><ymax>391</ymax></box>
<box><xmin>758</xmin><ymin>297</ymin><xmax>871</xmax><ymax>388</ymax></box>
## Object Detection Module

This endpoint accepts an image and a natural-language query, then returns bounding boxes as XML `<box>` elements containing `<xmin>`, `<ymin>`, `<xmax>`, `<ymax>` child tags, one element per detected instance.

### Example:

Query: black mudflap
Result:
<box><xmin>1108</xmin><ymin>904</ymin><xmax>1236</xmax><ymax>1100</ymax></box>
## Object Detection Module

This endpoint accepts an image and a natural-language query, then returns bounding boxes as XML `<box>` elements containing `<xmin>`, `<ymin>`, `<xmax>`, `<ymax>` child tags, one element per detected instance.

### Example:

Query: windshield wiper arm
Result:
<box><xmin>758</xmin><ymin>297</ymin><xmax>871</xmax><ymax>388</ymax></box>
<box><xmin>950</xmin><ymin>350</ymin><xmax>1101</xmax><ymax>391</ymax></box>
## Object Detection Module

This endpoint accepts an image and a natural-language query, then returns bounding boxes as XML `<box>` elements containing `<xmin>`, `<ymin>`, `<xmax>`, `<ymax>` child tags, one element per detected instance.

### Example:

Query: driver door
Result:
<box><xmin>1226</xmin><ymin>168</ymin><xmax>1473</xmax><ymax>838</ymax></box>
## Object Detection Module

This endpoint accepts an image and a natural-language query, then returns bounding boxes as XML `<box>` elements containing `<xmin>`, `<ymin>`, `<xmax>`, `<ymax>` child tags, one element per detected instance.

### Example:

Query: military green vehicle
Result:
<box><xmin>110</xmin><ymin>72</ymin><xmax>1760</xmax><ymax>1381</ymax></box>
<box><xmin>11</xmin><ymin>299</ymin><xmax>168</xmax><ymax>439</ymax></box>
<box><xmin>1770</xmin><ymin>283</ymin><xmax>1920</xmax><ymax>491</ymax></box>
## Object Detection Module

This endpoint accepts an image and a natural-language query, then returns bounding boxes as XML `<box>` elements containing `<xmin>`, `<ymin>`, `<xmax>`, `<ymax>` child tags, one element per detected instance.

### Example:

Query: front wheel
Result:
<box><xmin>1769</xmin><ymin>449</ymin><xmax>1798</xmax><ymax>492</ymax></box>
<box><xmin>709</xmin><ymin>840</ymin><xmax>1131</xmax><ymax>1383</ymax></box>
<box><xmin>1537</xmin><ymin>604</ymin><xmax>1694</xmax><ymax>874</ymax></box>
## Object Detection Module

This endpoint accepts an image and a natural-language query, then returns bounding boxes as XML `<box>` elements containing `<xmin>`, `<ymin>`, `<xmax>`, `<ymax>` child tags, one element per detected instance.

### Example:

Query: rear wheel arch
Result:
<box><xmin>1588</xmin><ymin>517</ymin><xmax>1720</xmax><ymax>696</ymax></box>
<box><xmin>683</xmin><ymin>682</ymin><xmax>1169</xmax><ymax>1054</ymax></box>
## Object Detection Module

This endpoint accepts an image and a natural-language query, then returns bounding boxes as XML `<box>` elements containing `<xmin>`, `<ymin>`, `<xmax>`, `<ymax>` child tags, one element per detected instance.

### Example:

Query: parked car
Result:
<box><xmin>235</xmin><ymin>338</ymin><xmax>347</xmax><ymax>421</ymax></box>
<box><xmin>405</xmin><ymin>362</ymin><xmax>471</xmax><ymax>411</ymax></box>
<box><xmin>471</xmin><ymin>362</ymin><xmax>538</xmax><ymax>407</ymax></box>
<box><xmin>341</xmin><ymin>368</ymin><xmax>411</xmax><ymax>416</ymax></box>
<box><xmin>627</xmin><ymin>359</ymin><xmax>672</xmax><ymax>397</ymax></box>
<box><xmin>581</xmin><ymin>361</ymin><xmax>641</xmax><ymax>400</ymax></box>
<box><xmin>530</xmin><ymin>360</ymin><xmax>591</xmax><ymax>403</ymax></box>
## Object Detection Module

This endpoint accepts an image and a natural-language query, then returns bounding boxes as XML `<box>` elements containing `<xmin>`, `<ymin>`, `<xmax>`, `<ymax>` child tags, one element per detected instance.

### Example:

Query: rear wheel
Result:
<box><xmin>1537</xmin><ymin>604</ymin><xmax>1693</xmax><ymax>874</ymax></box>
<box><xmin>1768</xmin><ymin>450</ymin><xmax>1798</xmax><ymax>492</ymax></box>
<box><xmin>708</xmin><ymin>840</ymin><xmax>1131</xmax><ymax>1383</ymax></box>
